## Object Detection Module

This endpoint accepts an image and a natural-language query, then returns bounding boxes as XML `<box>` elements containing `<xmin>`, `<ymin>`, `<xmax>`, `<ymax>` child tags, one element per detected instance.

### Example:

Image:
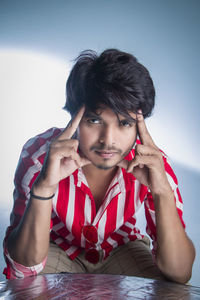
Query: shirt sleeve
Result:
<box><xmin>3</xmin><ymin>127</ymin><xmax>61</xmax><ymax>279</ymax></box>
<box><xmin>144</xmin><ymin>151</ymin><xmax>185</xmax><ymax>255</ymax></box>
<box><xmin>4</xmin><ymin>248</ymin><xmax>47</xmax><ymax>279</ymax></box>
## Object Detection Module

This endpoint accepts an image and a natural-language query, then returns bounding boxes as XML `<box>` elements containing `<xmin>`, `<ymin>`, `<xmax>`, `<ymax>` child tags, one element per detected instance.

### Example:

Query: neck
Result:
<box><xmin>82</xmin><ymin>164</ymin><xmax>118</xmax><ymax>211</ymax></box>
<box><xmin>82</xmin><ymin>164</ymin><xmax>118</xmax><ymax>181</ymax></box>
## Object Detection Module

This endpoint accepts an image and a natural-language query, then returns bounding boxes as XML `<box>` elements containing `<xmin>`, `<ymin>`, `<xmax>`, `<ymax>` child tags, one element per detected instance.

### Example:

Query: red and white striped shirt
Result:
<box><xmin>3</xmin><ymin>127</ymin><xmax>185</xmax><ymax>279</ymax></box>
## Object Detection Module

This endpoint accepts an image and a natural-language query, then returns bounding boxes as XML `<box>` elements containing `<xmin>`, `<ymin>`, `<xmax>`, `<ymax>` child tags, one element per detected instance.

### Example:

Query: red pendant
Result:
<box><xmin>82</xmin><ymin>225</ymin><xmax>98</xmax><ymax>244</ymax></box>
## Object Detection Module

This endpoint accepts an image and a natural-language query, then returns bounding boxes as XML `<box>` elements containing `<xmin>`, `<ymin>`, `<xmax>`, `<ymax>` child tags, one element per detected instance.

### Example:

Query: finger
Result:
<box><xmin>74</xmin><ymin>154</ymin><xmax>91</xmax><ymax>169</ymax></box>
<box><xmin>127</xmin><ymin>154</ymin><xmax>159</xmax><ymax>172</ymax></box>
<box><xmin>135</xmin><ymin>144</ymin><xmax>159</xmax><ymax>157</ymax></box>
<box><xmin>117</xmin><ymin>159</ymin><xmax>129</xmax><ymax>170</ymax></box>
<box><xmin>78</xmin><ymin>149</ymin><xmax>92</xmax><ymax>168</ymax></box>
<box><xmin>58</xmin><ymin>106</ymin><xmax>85</xmax><ymax>140</ymax></box>
<box><xmin>127</xmin><ymin>158</ymin><xmax>142</xmax><ymax>173</ymax></box>
<box><xmin>51</xmin><ymin>139</ymin><xmax>79</xmax><ymax>150</ymax></box>
<box><xmin>137</xmin><ymin>110</ymin><xmax>155</xmax><ymax>147</ymax></box>
<box><xmin>139</xmin><ymin>164</ymin><xmax>144</xmax><ymax>168</ymax></box>
<box><xmin>61</xmin><ymin>150</ymin><xmax>83</xmax><ymax>168</ymax></box>
<box><xmin>80</xmin><ymin>157</ymin><xmax>92</xmax><ymax>168</ymax></box>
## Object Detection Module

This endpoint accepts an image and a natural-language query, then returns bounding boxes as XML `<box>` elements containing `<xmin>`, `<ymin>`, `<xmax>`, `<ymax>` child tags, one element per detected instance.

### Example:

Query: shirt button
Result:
<box><xmin>85</xmin><ymin>249</ymin><xmax>100</xmax><ymax>264</ymax></box>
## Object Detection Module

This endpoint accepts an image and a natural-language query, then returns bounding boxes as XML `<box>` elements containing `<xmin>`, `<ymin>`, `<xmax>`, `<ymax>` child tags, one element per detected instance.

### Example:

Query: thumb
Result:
<box><xmin>117</xmin><ymin>159</ymin><xmax>129</xmax><ymax>170</ymax></box>
<box><xmin>80</xmin><ymin>157</ymin><xmax>92</xmax><ymax>168</ymax></box>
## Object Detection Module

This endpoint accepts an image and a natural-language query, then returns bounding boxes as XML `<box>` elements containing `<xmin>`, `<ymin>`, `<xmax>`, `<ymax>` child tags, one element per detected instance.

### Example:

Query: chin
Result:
<box><xmin>94</xmin><ymin>164</ymin><xmax>114</xmax><ymax>170</ymax></box>
<box><xmin>92</xmin><ymin>160</ymin><xmax>118</xmax><ymax>170</ymax></box>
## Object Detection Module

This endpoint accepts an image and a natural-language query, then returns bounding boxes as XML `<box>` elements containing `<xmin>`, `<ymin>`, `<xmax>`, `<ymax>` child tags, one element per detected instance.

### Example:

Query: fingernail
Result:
<box><xmin>137</xmin><ymin>110</ymin><xmax>143</xmax><ymax>120</ymax></box>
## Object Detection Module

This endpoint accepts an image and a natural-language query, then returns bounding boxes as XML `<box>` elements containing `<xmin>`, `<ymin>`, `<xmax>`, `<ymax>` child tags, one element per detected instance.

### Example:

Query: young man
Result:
<box><xmin>3</xmin><ymin>49</ymin><xmax>195</xmax><ymax>283</ymax></box>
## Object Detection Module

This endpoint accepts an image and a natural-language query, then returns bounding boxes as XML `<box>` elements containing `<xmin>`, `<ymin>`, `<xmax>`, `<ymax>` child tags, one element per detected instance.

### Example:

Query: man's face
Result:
<box><xmin>77</xmin><ymin>106</ymin><xmax>137</xmax><ymax>170</ymax></box>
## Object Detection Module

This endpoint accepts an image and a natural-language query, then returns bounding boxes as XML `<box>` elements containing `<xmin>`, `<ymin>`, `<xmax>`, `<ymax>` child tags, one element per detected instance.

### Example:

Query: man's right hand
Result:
<box><xmin>33</xmin><ymin>106</ymin><xmax>91</xmax><ymax>196</ymax></box>
<box><xmin>6</xmin><ymin>107</ymin><xmax>91</xmax><ymax>268</ymax></box>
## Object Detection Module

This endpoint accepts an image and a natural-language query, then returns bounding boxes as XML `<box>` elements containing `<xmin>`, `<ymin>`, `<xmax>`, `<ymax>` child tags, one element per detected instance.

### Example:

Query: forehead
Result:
<box><xmin>84</xmin><ymin>106</ymin><xmax>137</xmax><ymax>121</ymax></box>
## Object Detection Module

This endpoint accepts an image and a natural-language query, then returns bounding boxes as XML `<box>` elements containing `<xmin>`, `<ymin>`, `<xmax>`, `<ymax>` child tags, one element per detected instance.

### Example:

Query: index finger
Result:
<box><xmin>137</xmin><ymin>110</ymin><xmax>155</xmax><ymax>146</ymax></box>
<box><xmin>59</xmin><ymin>106</ymin><xmax>85</xmax><ymax>140</ymax></box>
<box><xmin>117</xmin><ymin>159</ymin><xmax>129</xmax><ymax>170</ymax></box>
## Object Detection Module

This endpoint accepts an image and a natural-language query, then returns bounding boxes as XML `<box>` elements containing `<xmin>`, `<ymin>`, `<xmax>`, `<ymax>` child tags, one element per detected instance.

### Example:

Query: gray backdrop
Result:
<box><xmin>0</xmin><ymin>0</ymin><xmax>199</xmax><ymax>285</ymax></box>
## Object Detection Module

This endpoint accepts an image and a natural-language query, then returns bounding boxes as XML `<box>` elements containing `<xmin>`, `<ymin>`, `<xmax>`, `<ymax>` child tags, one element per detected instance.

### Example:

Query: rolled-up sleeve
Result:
<box><xmin>3</xmin><ymin>128</ymin><xmax>61</xmax><ymax>279</ymax></box>
<box><xmin>4</xmin><ymin>248</ymin><xmax>47</xmax><ymax>279</ymax></box>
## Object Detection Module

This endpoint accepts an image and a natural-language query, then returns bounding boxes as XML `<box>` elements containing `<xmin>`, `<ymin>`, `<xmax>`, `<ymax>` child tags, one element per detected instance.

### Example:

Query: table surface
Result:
<box><xmin>0</xmin><ymin>273</ymin><xmax>200</xmax><ymax>300</ymax></box>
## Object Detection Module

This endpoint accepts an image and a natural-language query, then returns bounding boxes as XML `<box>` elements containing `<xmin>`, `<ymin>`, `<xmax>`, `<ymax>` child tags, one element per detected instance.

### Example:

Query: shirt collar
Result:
<box><xmin>75</xmin><ymin>166</ymin><xmax>128</xmax><ymax>194</ymax></box>
<box><xmin>76</xmin><ymin>167</ymin><xmax>88</xmax><ymax>188</ymax></box>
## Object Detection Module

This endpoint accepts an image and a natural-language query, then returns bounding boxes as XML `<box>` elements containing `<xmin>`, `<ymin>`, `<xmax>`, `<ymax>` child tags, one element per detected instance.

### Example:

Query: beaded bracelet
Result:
<box><xmin>30</xmin><ymin>189</ymin><xmax>55</xmax><ymax>200</ymax></box>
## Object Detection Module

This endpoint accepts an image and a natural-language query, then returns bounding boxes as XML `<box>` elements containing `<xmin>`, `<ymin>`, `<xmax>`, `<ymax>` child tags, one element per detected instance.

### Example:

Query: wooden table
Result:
<box><xmin>0</xmin><ymin>273</ymin><xmax>200</xmax><ymax>299</ymax></box>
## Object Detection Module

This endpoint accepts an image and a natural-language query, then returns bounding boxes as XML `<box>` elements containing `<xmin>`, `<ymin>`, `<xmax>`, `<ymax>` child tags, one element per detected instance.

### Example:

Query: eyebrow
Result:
<box><xmin>84</xmin><ymin>110</ymin><xmax>137</xmax><ymax>123</ymax></box>
<box><xmin>117</xmin><ymin>115</ymin><xmax>137</xmax><ymax>124</ymax></box>
<box><xmin>83</xmin><ymin>111</ymin><xmax>102</xmax><ymax>119</ymax></box>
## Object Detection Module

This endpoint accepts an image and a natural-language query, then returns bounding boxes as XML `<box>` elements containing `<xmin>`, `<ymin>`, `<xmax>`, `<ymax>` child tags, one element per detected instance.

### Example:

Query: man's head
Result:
<box><xmin>77</xmin><ymin>106</ymin><xmax>138</xmax><ymax>170</ymax></box>
<box><xmin>64</xmin><ymin>49</ymin><xmax>155</xmax><ymax>170</ymax></box>
<box><xmin>64</xmin><ymin>48</ymin><xmax>155</xmax><ymax>120</ymax></box>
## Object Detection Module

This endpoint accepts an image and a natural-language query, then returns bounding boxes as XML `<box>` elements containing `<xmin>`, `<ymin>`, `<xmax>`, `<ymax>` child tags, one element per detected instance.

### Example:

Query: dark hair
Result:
<box><xmin>64</xmin><ymin>49</ymin><xmax>155</xmax><ymax>119</ymax></box>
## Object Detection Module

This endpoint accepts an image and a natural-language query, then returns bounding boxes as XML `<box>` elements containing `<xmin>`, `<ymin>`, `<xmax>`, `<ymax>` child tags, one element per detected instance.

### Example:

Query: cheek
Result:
<box><xmin>119</xmin><ymin>129</ymin><xmax>137</xmax><ymax>148</ymax></box>
<box><xmin>78</xmin><ymin>126</ymin><xmax>97</xmax><ymax>148</ymax></box>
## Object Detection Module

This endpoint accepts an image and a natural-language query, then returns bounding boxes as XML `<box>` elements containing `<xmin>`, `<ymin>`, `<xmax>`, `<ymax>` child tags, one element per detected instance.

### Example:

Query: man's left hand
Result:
<box><xmin>118</xmin><ymin>110</ymin><xmax>172</xmax><ymax>196</ymax></box>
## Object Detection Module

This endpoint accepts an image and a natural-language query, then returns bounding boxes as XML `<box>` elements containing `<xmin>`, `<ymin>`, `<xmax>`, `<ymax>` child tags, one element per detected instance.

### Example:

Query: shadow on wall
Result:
<box><xmin>0</xmin><ymin>162</ymin><xmax>199</xmax><ymax>286</ymax></box>
<box><xmin>171</xmin><ymin>162</ymin><xmax>200</xmax><ymax>287</ymax></box>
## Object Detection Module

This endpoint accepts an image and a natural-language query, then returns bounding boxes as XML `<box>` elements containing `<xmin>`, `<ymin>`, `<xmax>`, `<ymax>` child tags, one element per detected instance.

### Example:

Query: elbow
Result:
<box><xmin>7</xmin><ymin>248</ymin><xmax>46</xmax><ymax>267</ymax></box>
<box><xmin>156</xmin><ymin>240</ymin><xmax>196</xmax><ymax>284</ymax></box>
<box><xmin>6</xmin><ymin>240</ymin><xmax>47</xmax><ymax>267</ymax></box>
<box><xmin>165</xmin><ymin>270</ymin><xmax>192</xmax><ymax>285</ymax></box>
<box><xmin>6</xmin><ymin>231</ymin><xmax>49</xmax><ymax>267</ymax></box>
<box><xmin>18</xmin><ymin>256</ymin><xmax>46</xmax><ymax>267</ymax></box>
<box><xmin>166</xmin><ymin>269</ymin><xmax>192</xmax><ymax>284</ymax></box>
<box><xmin>156</xmin><ymin>259</ymin><xmax>194</xmax><ymax>284</ymax></box>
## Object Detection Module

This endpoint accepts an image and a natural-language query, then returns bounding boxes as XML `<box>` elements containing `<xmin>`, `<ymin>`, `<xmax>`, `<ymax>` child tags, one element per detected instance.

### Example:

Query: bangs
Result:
<box><xmin>84</xmin><ymin>91</ymin><xmax>138</xmax><ymax>123</ymax></box>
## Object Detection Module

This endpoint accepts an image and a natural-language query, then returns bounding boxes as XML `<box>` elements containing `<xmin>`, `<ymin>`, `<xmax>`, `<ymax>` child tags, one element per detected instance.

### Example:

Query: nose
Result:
<box><xmin>99</xmin><ymin>125</ymin><xmax>115</xmax><ymax>146</ymax></box>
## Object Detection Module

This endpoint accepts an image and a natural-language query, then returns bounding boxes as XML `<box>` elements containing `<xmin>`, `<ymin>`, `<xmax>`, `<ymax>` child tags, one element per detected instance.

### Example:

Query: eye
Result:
<box><xmin>87</xmin><ymin>118</ymin><xmax>101</xmax><ymax>124</ymax></box>
<box><xmin>120</xmin><ymin>120</ymin><xmax>132</xmax><ymax>127</ymax></box>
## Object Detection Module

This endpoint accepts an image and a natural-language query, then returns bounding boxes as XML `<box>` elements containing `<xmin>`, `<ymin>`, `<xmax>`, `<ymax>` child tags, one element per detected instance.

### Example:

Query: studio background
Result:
<box><xmin>0</xmin><ymin>0</ymin><xmax>199</xmax><ymax>285</ymax></box>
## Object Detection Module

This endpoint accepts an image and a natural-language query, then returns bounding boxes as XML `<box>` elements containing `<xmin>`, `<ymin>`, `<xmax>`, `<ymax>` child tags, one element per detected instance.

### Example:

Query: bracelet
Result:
<box><xmin>30</xmin><ymin>189</ymin><xmax>55</xmax><ymax>200</ymax></box>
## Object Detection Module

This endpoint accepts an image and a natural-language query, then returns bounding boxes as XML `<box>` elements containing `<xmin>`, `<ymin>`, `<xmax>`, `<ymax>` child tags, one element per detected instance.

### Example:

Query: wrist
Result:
<box><xmin>151</xmin><ymin>184</ymin><xmax>173</xmax><ymax>201</ymax></box>
<box><xmin>32</xmin><ymin>180</ymin><xmax>57</xmax><ymax>198</ymax></box>
<box><xmin>30</xmin><ymin>189</ymin><xmax>55</xmax><ymax>200</ymax></box>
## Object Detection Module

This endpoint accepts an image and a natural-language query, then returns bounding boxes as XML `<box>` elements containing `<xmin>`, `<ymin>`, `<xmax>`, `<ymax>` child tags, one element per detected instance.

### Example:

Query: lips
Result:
<box><xmin>95</xmin><ymin>151</ymin><xmax>118</xmax><ymax>158</ymax></box>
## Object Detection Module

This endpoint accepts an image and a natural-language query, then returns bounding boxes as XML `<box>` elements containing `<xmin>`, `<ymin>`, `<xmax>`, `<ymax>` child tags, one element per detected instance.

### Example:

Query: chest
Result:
<box><xmin>54</xmin><ymin>172</ymin><xmax>146</xmax><ymax>230</ymax></box>
<box><xmin>85</xmin><ymin>170</ymin><xmax>120</xmax><ymax>212</ymax></box>
<box><xmin>89</xmin><ymin>180</ymin><xmax>111</xmax><ymax>212</ymax></box>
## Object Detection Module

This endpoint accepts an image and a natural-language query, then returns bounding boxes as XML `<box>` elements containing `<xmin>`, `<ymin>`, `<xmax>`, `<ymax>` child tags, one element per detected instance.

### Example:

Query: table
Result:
<box><xmin>0</xmin><ymin>273</ymin><xmax>200</xmax><ymax>299</ymax></box>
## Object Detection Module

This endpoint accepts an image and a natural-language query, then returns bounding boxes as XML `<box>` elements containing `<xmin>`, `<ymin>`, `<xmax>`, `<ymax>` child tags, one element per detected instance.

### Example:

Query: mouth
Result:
<box><xmin>95</xmin><ymin>151</ymin><xmax>119</xmax><ymax>159</ymax></box>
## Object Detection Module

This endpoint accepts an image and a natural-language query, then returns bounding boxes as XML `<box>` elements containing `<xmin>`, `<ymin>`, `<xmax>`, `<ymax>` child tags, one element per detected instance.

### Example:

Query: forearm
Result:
<box><xmin>7</xmin><ymin>185</ymin><xmax>54</xmax><ymax>267</ymax></box>
<box><xmin>154</xmin><ymin>189</ymin><xmax>195</xmax><ymax>283</ymax></box>
<box><xmin>5</xmin><ymin>109</ymin><xmax>87</xmax><ymax>270</ymax></box>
